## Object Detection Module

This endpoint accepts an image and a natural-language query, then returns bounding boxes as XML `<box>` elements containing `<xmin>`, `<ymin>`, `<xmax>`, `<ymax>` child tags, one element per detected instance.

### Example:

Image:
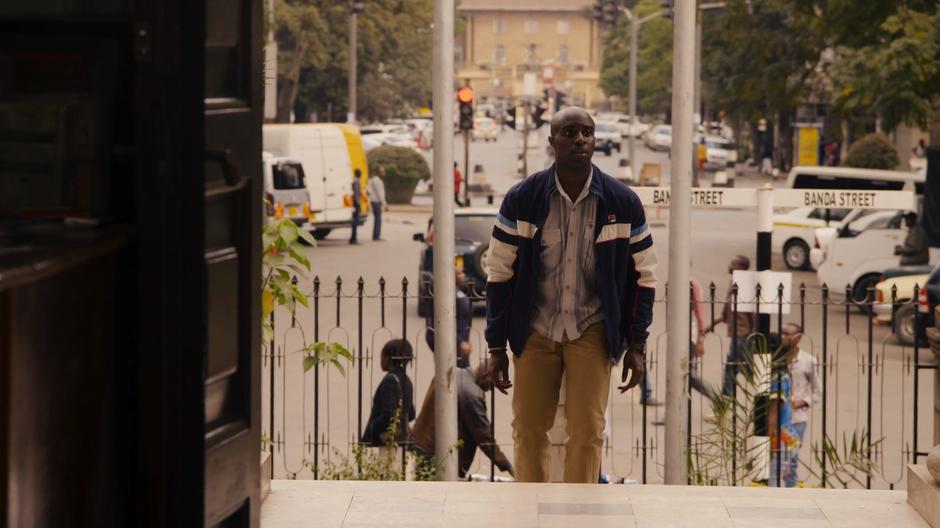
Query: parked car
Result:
<box><xmin>263</xmin><ymin>124</ymin><xmax>356</xmax><ymax>239</ymax></box>
<box><xmin>644</xmin><ymin>124</ymin><xmax>672</xmax><ymax>151</ymax></box>
<box><xmin>360</xmin><ymin>124</ymin><xmax>419</xmax><ymax>150</ymax></box>
<box><xmin>812</xmin><ymin>210</ymin><xmax>907</xmax><ymax>310</ymax></box>
<box><xmin>697</xmin><ymin>135</ymin><xmax>738</xmax><ymax>169</ymax></box>
<box><xmin>615</xmin><ymin>115</ymin><xmax>650</xmax><ymax>138</ymax></box>
<box><xmin>413</xmin><ymin>208</ymin><xmax>497</xmax><ymax>317</ymax></box>
<box><xmin>262</xmin><ymin>152</ymin><xmax>309</xmax><ymax>226</ymax></box>
<box><xmin>773</xmin><ymin>207</ymin><xmax>859</xmax><ymax>270</ymax></box>
<box><xmin>916</xmin><ymin>263</ymin><xmax>940</xmax><ymax>344</ymax></box>
<box><xmin>874</xmin><ymin>272</ymin><xmax>931</xmax><ymax>345</ymax></box>
<box><xmin>471</xmin><ymin>117</ymin><xmax>499</xmax><ymax>142</ymax></box>
<box><xmin>594</xmin><ymin>122</ymin><xmax>622</xmax><ymax>156</ymax></box>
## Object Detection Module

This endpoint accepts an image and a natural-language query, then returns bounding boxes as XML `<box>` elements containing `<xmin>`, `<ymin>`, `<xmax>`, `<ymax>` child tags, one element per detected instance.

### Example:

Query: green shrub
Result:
<box><xmin>366</xmin><ymin>145</ymin><xmax>431</xmax><ymax>204</ymax></box>
<box><xmin>844</xmin><ymin>133</ymin><xmax>899</xmax><ymax>170</ymax></box>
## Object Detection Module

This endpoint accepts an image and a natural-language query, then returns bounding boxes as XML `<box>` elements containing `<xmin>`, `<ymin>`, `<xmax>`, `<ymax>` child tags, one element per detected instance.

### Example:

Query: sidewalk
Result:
<box><xmin>261</xmin><ymin>479</ymin><xmax>929</xmax><ymax>528</ymax></box>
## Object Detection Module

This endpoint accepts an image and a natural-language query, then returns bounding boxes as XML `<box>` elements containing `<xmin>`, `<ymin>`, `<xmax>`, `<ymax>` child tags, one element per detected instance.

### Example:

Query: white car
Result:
<box><xmin>697</xmin><ymin>135</ymin><xmax>738</xmax><ymax>169</ymax></box>
<box><xmin>812</xmin><ymin>210</ymin><xmax>907</xmax><ymax>304</ymax></box>
<box><xmin>360</xmin><ymin>124</ymin><xmax>419</xmax><ymax>150</ymax></box>
<box><xmin>644</xmin><ymin>124</ymin><xmax>672</xmax><ymax>151</ymax></box>
<box><xmin>471</xmin><ymin>117</ymin><xmax>499</xmax><ymax>141</ymax></box>
<box><xmin>593</xmin><ymin>122</ymin><xmax>622</xmax><ymax>156</ymax></box>
<box><xmin>616</xmin><ymin>116</ymin><xmax>650</xmax><ymax>139</ymax></box>
<box><xmin>773</xmin><ymin>207</ymin><xmax>862</xmax><ymax>270</ymax></box>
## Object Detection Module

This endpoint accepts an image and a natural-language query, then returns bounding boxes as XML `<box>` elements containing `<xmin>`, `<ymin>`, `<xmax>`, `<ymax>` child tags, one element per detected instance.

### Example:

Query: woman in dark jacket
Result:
<box><xmin>360</xmin><ymin>339</ymin><xmax>415</xmax><ymax>446</ymax></box>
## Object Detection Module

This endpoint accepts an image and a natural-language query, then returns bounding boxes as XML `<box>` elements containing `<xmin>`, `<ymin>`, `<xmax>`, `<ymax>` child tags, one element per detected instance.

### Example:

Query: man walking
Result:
<box><xmin>367</xmin><ymin>167</ymin><xmax>388</xmax><ymax>241</ymax></box>
<box><xmin>411</xmin><ymin>360</ymin><xmax>514</xmax><ymax>479</ymax></box>
<box><xmin>350</xmin><ymin>169</ymin><xmax>362</xmax><ymax>244</ymax></box>
<box><xmin>704</xmin><ymin>255</ymin><xmax>755</xmax><ymax>397</ymax></box>
<box><xmin>484</xmin><ymin>107</ymin><xmax>656</xmax><ymax>483</ymax></box>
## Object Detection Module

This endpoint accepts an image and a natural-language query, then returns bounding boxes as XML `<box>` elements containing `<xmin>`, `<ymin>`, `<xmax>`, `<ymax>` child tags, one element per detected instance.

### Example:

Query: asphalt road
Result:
<box><xmin>263</xmin><ymin>135</ymin><xmax>934</xmax><ymax>488</ymax></box>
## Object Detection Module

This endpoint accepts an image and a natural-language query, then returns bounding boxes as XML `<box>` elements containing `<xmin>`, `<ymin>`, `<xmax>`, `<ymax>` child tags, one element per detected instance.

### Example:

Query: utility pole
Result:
<box><xmin>463</xmin><ymin>79</ymin><xmax>471</xmax><ymax>206</ymax></box>
<box><xmin>522</xmin><ymin>100</ymin><xmax>529</xmax><ymax>178</ymax></box>
<box><xmin>664</xmin><ymin>0</ymin><xmax>694</xmax><ymax>486</ymax></box>
<box><xmin>347</xmin><ymin>1</ymin><xmax>364</xmax><ymax>124</ymax></box>
<box><xmin>431</xmin><ymin>0</ymin><xmax>458</xmax><ymax>482</ymax></box>
<box><xmin>628</xmin><ymin>14</ymin><xmax>639</xmax><ymax>182</ymax></box>
<box><xmin>605</xmin><ymin>4</ymin><xmax>665</xmax><ymax>183</ymax></box>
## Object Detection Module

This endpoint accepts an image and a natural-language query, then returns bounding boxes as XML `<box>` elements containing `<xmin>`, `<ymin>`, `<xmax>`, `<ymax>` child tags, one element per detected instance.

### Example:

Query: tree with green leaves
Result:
<box><xmin>829</xmin><ymin>7</ymin><xmax>940</xmax><ymax>143</ymax></box>
<box><xmin>598</xmin><ymin>0</ymin><xmax>674</xmax><ymax>117</ymax></box>
<box><xmin>274</xmin><ymin>0</ymin><xmax>328</xmax><ymax>123</ymax></box>
<box><xmin>275</xmin><ymin>0</ymin><xmax>434</xmax><ymax>124</ymax></box>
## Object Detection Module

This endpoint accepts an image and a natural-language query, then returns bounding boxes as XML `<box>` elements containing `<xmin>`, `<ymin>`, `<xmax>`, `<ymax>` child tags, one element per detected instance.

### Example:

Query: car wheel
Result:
<box><xmin>473</xmin><ymin>244</ymin><xmax>489</xmax><ymax>283</ymax></box>
<box><xmin>852</xmin><ymin>274</ymin><xmax>882</xmax><ymax>314</ymax></box>
<box><xmin>893</xmin><ymin>303</ymin><xmax>917</xmax><ymax>346</ymax></box>
<box><xmin>783</xmin><ymin>239</ymin><xmax>810</xmax><ymax>270</ymax></box>
<box><xmin>312</xmin><ymin>228</ymin><xmax>332</xmax><ymax>240</ymax></box>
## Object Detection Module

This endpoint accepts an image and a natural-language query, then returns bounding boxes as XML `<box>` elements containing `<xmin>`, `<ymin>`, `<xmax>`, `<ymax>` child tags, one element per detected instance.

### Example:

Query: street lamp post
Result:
<box><xmin>621</xmin><ymin>8</ymin><xmax>666</xmax><ymax>183</ymax></box>
<box><xmin>347</xmin><ymin>1</ymin><xmax>364</xmax><ymax>124</ymax></box>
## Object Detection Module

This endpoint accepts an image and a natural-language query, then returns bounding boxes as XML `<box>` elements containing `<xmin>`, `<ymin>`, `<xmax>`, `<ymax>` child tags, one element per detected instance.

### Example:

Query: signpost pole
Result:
<box><xmin>431</xmin><ymin>0</ymin><xmax>458</xmax><ymax>482</ymax></box>
<box><xmin>664</xmin><ymin>0</ymin><xmax>694</xmax><ymax>486</ymax></box>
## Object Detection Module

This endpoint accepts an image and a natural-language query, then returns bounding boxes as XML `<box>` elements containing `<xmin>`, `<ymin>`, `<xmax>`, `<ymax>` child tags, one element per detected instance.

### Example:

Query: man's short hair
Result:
<box><xmin>733</xmin><ymin>255</ymin><xmax>750</xmax><ymax>269</ymax></box>
<box><xmin>354</xmin><ymin>168</ymin><xmax>362</xmax><ymax>177</ymax></box>
<box><xmin>783</xmin><ymin>322</ymin><xmax>803</xmax><ymax>334</ymax></box>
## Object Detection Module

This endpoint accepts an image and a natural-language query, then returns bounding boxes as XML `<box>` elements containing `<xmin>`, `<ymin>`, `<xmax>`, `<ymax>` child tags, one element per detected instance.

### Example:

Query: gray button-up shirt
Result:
<box><xmin>531</xmin><ymin>168</ymin><xmax>603</xmax><ymax>342</ymax></box>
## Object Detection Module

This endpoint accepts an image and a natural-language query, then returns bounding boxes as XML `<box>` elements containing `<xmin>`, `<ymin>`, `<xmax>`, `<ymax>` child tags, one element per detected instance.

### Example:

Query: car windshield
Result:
<box><xmin>653</xmin><ymin>126</ymin><xmax>671</xmax><ymax>135</ymax></box>
<box><xmin>455</xmin><ymin>215</ymin><xmax>496</xmax><ymax>242</ymax></box>
<box><xmin>706</xmin><ymin>139</ymin><xmax>734</xmax><ymax>149</ymax></box>
<box><xmin>596</xmin><ymin>123</ymin><xmax>618</xmax><ymax>133</ymax></box>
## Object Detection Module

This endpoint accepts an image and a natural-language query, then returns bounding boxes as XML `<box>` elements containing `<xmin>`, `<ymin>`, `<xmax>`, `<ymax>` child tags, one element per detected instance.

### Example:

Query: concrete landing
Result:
<box><xmin>261</xmin><ymin>479</ymin><xmax>929</xmax><ymax>528</ymax></box>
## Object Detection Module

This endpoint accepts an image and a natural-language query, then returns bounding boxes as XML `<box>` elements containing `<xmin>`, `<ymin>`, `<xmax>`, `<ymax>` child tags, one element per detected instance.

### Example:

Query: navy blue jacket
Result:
<box><xmin>484</xmin><ymin>165</ymin><xmax>657</xmax><ymax>363</ymax></box>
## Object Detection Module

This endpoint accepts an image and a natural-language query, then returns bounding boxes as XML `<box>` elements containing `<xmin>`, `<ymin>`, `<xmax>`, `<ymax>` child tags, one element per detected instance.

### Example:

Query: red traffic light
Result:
<box><xmin>456</xmin><ymin>86</ymin><xmax>474</xmax><ymax>104</ymax></box>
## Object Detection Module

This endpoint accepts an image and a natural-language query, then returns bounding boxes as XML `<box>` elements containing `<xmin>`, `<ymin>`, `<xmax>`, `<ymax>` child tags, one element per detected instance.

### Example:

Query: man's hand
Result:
<box><xmin>487</xmin><ymin>348</ymin><xmax>512</xmax><ymax>394</ymax></box>
<box><xmin>618</xmin><ymin>344</ymin><xmax>645</xmax><ymax>393</ymax></box>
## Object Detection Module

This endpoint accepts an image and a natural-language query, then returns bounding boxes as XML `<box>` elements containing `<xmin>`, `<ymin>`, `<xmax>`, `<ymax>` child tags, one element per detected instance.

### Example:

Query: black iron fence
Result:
<box><xmin>261</xmin><ymin>276</ymin><xmax>937</xmax><ymax>488</ymax></box>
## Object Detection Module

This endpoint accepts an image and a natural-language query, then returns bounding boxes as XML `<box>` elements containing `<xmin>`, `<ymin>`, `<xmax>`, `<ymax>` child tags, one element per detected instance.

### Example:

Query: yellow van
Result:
<box><xmin>332</xmin><ymin>124</ymin><xmax>371</xmax><ymax>215</ymax></box>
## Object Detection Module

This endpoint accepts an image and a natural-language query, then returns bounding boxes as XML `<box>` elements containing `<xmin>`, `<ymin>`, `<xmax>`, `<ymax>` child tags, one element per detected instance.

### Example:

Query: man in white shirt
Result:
<box><xmin>783</xmin><ymin>323</ymin><xmax>821</xmax><ymax>487</ymax></box>
<box><xmin>367</xmin><ymin>167</ymin><xmax>388</xmax><ymax>241</ymax></box>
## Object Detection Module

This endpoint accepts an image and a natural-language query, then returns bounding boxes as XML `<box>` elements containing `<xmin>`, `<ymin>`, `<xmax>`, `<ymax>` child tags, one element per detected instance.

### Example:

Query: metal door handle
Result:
<box><xmin>205</xmin><ymin>148</ymin><xmax>245</xmax><ymax>189</ymax></box>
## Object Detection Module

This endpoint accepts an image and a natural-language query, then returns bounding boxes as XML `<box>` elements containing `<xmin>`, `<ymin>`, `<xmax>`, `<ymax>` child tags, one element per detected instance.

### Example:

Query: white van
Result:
<box><xmin>773</xmin><ymin>166</ymin><xmax>924</xmax><ymax>269</ymax></box>
<box><xmin>263</xmin><ymin>124</ymin><xmax>355</xmax><ymax>239</ymax></box>
<box><xmin>262</xmin><ymin>152</ymin><xmax>309</xmax><ymax>226</ymax></box>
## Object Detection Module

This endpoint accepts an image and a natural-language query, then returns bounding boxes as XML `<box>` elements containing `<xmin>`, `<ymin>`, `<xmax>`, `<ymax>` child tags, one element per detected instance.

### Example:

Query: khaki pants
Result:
<box><xmin>511</xmin><ymin>322</ymin><xmax>612</xmax><ymax>483</ymax></box>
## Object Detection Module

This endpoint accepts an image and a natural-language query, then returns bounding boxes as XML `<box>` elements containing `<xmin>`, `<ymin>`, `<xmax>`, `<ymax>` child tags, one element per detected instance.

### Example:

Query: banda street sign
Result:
<box><xmin>772</xmin><ymin>189</ymin><xmax>914</xmax><ymax>210</ymax></box>
<box><xmin>633</xmin><ymin>187</ymin><xmax>915</xmax><ymax>211</ymax></box>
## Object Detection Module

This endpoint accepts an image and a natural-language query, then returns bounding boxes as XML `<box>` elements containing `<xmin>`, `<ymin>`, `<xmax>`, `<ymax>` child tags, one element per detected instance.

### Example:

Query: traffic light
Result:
<box><xmin>660</xmin><ymin>0</ymin><xmax>674</xmax><ymax>19</ymax></box>
<box><xmin>504</xmin><ymin>107</ymin><xmax>518</xmax><ymax>129</ymax></box>
<box><xmin>532</xmin><ymin>104</ymin><xmax>547</xmax><ymax>130</ymax></box>
<box><xmin>457</xmin><ymin>86</ymin><xmax>474</xmax><ymax>131</ymax></box>
<box><xmin>602</xmin><ymin>0</ymin><xmax>618</xmax><ymax>24</ymax></box>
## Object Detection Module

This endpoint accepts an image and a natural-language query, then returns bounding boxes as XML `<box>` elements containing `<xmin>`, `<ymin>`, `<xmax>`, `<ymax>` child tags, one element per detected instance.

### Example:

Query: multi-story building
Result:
<box><xmin>456</xmin><ymin>0</ymin><xmax>607</xmax><ymax>111</ymax></box>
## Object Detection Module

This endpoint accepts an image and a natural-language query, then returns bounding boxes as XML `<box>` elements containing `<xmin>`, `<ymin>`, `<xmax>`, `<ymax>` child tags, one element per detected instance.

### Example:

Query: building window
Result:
<box><xmin>525</xmin><ymin>20</ymin><xmax>538</xmax><ymax>34</ymax></box>
<box><xmin>493</xmin><ymin>44</ymin><xmax>505</xmax><ymax>65</ymax></box>
<box><xmin>526</xmin><ymin>43</ymin><xmax>537</xmax><ymax>63</ymax></box>
<box><xmin>493</xmin><ymin>18</ymin><xmax>505</xmax><ymax>34</ymax></box>
<box><xmin>558</xmin><ymin>45</ymin><xmax>569</xmax><ymax>65</ymax></box>
<box><xmin>557</xmin><ymin>20</ymin><xmax>570</xmax><ymax>34</ymax></box>
<box><xmin>455</xmin><ymin>45</ymin><xmax>464</xmax><ymax>65</ymax></box>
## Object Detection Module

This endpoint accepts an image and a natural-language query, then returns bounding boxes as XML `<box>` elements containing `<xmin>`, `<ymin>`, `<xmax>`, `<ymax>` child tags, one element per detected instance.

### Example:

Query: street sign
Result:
<box><xmin>523</xmin><ymin>73</ymin><xmax>537</xmax><ymax>96</ymax></box>
<box><xmin>773</xmin><ymin>189</ymin><xmax>914</xmax><ymax>210</ymax></box>
<box><xmin>732</xmin><ymin>270</ymin><xmax>793</xmax><ymax>315</ymax></box>
<box><xmin>632</xmin><ymin>187</ymin><xmax>757</xmax><ymax>208</ymax></box>
<box><xmin>633</xmin><ymin>187</ymin><xmax>915</xmax><ymax>211</ymax></box>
